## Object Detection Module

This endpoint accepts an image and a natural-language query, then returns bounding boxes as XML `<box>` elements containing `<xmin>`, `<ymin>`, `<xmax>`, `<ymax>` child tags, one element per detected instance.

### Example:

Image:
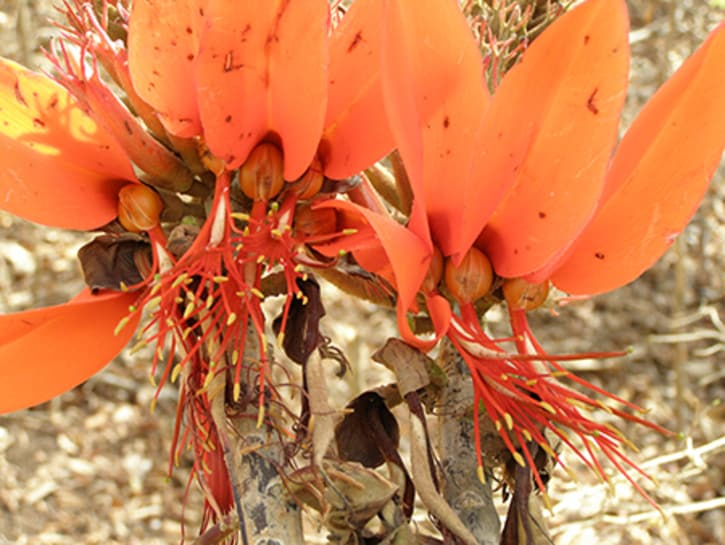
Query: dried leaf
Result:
<box><xmin>335</xmin><ymin>392</ymin><xmax>399</xmax><ymax>469</ymax></box>
<box><xmin>306</xmin><ymin>352</ymin><xmax>337</xmax><ymax>466</ymax></box>
<box><xmin>289</xmin><ymin>461</ymin><xmax>398</xmax><ymax>540</ymax></box>
<box><xmin>273</xmin><ymin>277</ymin><xmax>325</xmax><ymax>365</ymax></box>
<box><xmin>77</xmin><ymin>233</ymin><xmax>150</xmax><ymax>292</ymax></box>
<box><xmin>373</xmin><ymin>338</ymin><xmax>433</xmax><ymax>396</ymax></box>
<box><xmin>501</xmin><ymin>445</ymin><xmax>553</xmax><ymax>545</ymax></box>
<box><xmin>166</xmin><ymin>223</ymin><xmax>201</xmax><ymax>258</ymax></box>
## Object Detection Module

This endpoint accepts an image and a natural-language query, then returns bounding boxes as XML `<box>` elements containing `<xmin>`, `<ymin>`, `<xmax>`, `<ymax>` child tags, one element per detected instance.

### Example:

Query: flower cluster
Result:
<box><xmin>0</xmin><ymin>0</ymin><xmax>723</xmax><ymax>540</ymax></box>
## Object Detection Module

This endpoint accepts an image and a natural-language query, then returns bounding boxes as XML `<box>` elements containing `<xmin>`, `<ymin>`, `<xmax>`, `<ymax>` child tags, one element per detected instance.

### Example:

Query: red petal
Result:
<box><xmin>476</xmin><ymin>0</ymin><xmax>629</xmax><ymax>277</ymax></box>
<box><xmin>0</xmin><ymin>289</ymin><xmax>141</xmax><ymax>413</ymax></box>
<box><xmin>128</xmin><ymin>0</ymin><xmax>203</xmax><ymax>137</ymax></box>
<box><xmin>0</xmin><ymin>59</ymin><xmax>134</xmax><ymax>229</ymax></box>
<box><xmin>197</xmin><ymin>0</ymin><xmax>328</xmax><ymax>179</ymax></box>
<box><xmin>321</xmin><ymin>0</ymin><xmax>394</xmax><ymax>179</ymax></box>
<box><xmin>381</xmin><ymin>0</ymin><xmax>490</xmax><ymax>253</ymax></box>
<box><xmin>552</xmin><ymin>22</ymin><xmax>725</xmax><ymax>295</ymax></box>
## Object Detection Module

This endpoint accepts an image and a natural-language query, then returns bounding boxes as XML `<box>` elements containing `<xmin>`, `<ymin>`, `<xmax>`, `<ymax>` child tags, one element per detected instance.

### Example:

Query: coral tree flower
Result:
<box><xmin>327</xmin><ymin>0</ymin><xmax>725</xmax><ymax>499</ymax></box>
<box><xmin>0</xmin><ymin>0</ymin><xmax>391</xmax><ymax>411</ymax></box>
<box><xmin>0</xmin><ymin>0</ymin><xmax>397</xmax><ymax>534</ymax></box>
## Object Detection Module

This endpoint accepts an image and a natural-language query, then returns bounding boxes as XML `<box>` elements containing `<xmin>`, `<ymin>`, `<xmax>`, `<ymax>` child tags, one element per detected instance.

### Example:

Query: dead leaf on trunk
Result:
<box><xmin>288</xmin><ymin>460</ymin><xmax>399</xmax><ymax>545</ymax></box>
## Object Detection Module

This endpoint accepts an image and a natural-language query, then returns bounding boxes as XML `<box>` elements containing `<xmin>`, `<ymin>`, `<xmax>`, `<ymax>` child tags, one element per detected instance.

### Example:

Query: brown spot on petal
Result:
<box><xmin>348</xmin><ymin>31</ymin><xmax>363</xmax><ymax>52</ymax></box>
<box><xmin>13</xmin><ymin>80</ymin><xmax>27</xmax><ymax>107</ymax></box>
<box><xmin>587</xmin><ymin>88</ymin><xmax>599</xmax><ymax>115</ymax></box>
<box><xmin>595</xmin><ymin>252</ymin><xmax>605</xmax><ymax>260</ymax></box>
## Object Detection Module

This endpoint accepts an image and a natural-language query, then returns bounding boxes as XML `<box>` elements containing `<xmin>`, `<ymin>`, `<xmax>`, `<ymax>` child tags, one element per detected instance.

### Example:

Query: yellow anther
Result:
<box><xmin>540</xmin><ymin>401</ymin><xmax>556</xmax><ymax>415</ymax></box>
<box><xmin>183</xmin><ymin>302</ymin><xmax>196</xmax><ymax>319</ymax></box>
<box><xmin>171</xmin><ymin>273</ymin><xmax>189</xmax><ymax>289</ymax></box>
<box><xmin>129</xmin><ymin>340</ymin><xmax>148</xmax><ymax>355</ymax></box>
<box><xmin>513</xmin><ymin>452</ymin><xmax>526</xmax><ymax>467</ymax></box>
<box><xmin>251</xmin><ymin>288</ymin><xmax>265</xmax><ymax>299</ymax></box>
<box><xmin>114</xmin><ymin>317</ymin><xmax>130</xmax><ymax>336</ymax></box>
<box><xmin>233</xmin><ymin>383</ymin><xmax>241</xmax><ymax>402</ymax></box>
<box><xmin>503</xmin><ymin>413</ymin><xmax>513</xmax><ymax>430</ymax></box>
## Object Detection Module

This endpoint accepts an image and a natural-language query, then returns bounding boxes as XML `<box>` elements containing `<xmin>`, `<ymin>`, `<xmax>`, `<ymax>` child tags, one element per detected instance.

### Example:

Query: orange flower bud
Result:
<box><xmin>118</xmin><ymin>183</ymin><xmax>163</xmax><ymax>233</ymax></box>
<box><xmin>240</xmin><ymin>143</ymin><xmax>284</xmax><ymax>201</ymax></box>
<box><xmin>293</xmin><ymin>203</ymin><xmax>338</xmax><ymax>239</ymax></box>
<box><xmin>444</xmin><ymin>247</ymin><xmax>493</xmax><ymax>304</ymax></box>
<box><xmin>421</xmin><ymin>247</ymin><xmax>443</xmax><ymax>293</ymax></box>
<box><xmin>288</xmin><ymin>157</ymin><xmax>323</xmax><ymax>200</ymax></box>
<box><xmin>502</xmin><ymin>278</ymin><xmax>550</xmax><ymax>311</ymax></box>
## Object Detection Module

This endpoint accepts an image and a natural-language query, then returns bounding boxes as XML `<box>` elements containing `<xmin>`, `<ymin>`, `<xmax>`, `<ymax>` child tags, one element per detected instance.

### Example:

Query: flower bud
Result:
<box><xmin>118</xmin><ymin>183</ymin><xmax>163</xmax><ymax>233</ymax></box>
<box><xmin>293</xmin><ymin>203</ymin><xmax>338</xmax><ymax>239</ymax></box>
<box><xmin>502</xmin><ymin>278</ymin><xmax>550</xmax><ymax>311</ymax></box>
<box><xmin>421</xmin><ymin>247</ymin><xmax>443</xmax><ymax>293</ymax></box>
<box><xmin>288</xmin><ymin>157</ymin><xmax>323</xmax><ymax>200</ymax></box>
<box><xmin>240</xmin><ymin>143</ymin><xmax>284</xmax><ymax>201</ymax></box>
<box><xmin>444</xmin><ymin>247</ymin><xmax>493</xmax><ymax>304</ymax></box>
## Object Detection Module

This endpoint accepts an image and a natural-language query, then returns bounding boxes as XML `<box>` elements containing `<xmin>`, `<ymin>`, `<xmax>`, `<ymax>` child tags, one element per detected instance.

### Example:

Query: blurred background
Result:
<box><xmin>0</xmin><ymin>1</ymin><xmax>723</xmax><ymax>544</ymax></box>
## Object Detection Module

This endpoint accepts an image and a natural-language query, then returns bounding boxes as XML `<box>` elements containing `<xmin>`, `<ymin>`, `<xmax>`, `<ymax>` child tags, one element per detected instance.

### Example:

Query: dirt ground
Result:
<box><xmin>0</xmin><ymin>1</ymin><xmax>723</xmax><ymax>544</ymax></box>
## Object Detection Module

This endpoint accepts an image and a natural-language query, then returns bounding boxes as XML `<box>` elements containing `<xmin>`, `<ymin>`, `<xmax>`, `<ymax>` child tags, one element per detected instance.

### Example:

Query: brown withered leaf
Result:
<box><xmin>500</xmin><ymin>444</ymin><xmax>553</xmax><ymax>545</ymax></box>
<box><xmin>289</xmin><ymin>460</ymin><xmax>399</xmax><ymax>544</ymax></box>
<box><xmin>335</xmin><ymin>392</ymin><xmax>399</xmax><ymax>469</ymax></box>
<box><xmin>373</xmin><ymin>338</ymin><xmax>434</xmax><ymax>397</ymax></box>
<box><xmin>273</xmin><ymin>277</ymin><xmax>325</xmax><ymax>365</ymax></box>
<box><xmin>166</xmin><ymin>223</ymin><xmax>200</xmax><ymax>258</ymax></box>
<box><xmin>336</xmin><ymin>391</ymin><xmax>416</xmax><ymax>519</ymax></box>
<box><xmin>78</xmin><ymin>233</ymin><xmax>151</xmax><ymax>292</ymax></box>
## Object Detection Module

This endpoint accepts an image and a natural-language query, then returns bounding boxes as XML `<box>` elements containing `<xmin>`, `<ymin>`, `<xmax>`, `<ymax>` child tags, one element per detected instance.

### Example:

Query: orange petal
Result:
<box><xmin>196</xmin><ymin>0</ymin><xmax>328</xmax><ymax>179</ymax></box>
<box><xmin>396</xmin><ymin>292</ymin><xmax>451</xmax><ymax>352</ymax></box>
<box><xmin>476</xmin><ymin>0</ymin><xmax>629</xmax><ymax>277</ymax></box>
<box><xmin>0</xmin><ymin>289</ymin><xmax>141</xmax><ymax>413</ymax></box>
<box><xmin>552</xmin><ymin>22</ymin><xmax>725</xmax><ymax>295</ymax></box>
<box><xmin>316</xmin><ymin>200</ymin><xmax>431</xmax><ymax>315</ymax></box>
<box><xmin>128</xmin><ymin>0</ymin><xmax>203</xmax><ymax>137</ymax></box>
<box><xmin>381</xmin><ymin>0</ymin><xmax>490</xmax><ymax>253</ymax></box>
<box><xmin>321</xmin><ymin>0</ymin><xmax>394</xmax><ymax>179</ymax></box>
<box><xmin>0</xmin><ymin>58</ymin><xmax>134</xmax><ymax>229</ymax></box>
